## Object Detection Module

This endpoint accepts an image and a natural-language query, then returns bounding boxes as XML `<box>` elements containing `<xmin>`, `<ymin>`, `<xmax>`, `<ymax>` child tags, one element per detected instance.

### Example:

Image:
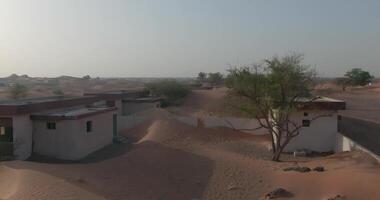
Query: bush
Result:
<box><xmin>145</xmin><ymin>80</ymin><xmax>190</xmax><ymax>107</ymax></box>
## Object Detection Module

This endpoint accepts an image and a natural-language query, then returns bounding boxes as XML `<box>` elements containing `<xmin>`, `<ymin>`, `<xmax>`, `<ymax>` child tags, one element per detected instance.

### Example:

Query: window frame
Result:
<box><xmin>86</xmin><ymin>121</ymin><xmax>93</xmax><ymax>133</ymax></box>
<box><xmin>46</xmin><ymin>122</ymin><xmax>57</xmax><ymax>130</ymax></box>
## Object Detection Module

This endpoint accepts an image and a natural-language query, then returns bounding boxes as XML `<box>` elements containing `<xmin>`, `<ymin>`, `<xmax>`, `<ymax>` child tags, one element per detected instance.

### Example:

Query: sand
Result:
<box><xmin>1</xmin><ymin>88</ymin><xmax>380</xmax><ymax>200</ymax></box>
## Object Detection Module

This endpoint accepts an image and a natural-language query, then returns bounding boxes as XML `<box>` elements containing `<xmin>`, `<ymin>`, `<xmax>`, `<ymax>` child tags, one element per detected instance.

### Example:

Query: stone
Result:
<box><xmin>265</xmin><ymin>188</ymin><xmax>293</xmax><ymax>199</ymax></box>
<box><xmin>313</xmin><ymin>166</ymin><xmax>325</xmax><ymax>172</ymax></box>
<box><xmin>283</xmin><ymin>166</ymin><xmax>311</xmax><ymax>173</ymax></box>
<box><xmin>327</xmin><ymin>194</ymin><xmax>346</xmax><ymax>200</ymax></box>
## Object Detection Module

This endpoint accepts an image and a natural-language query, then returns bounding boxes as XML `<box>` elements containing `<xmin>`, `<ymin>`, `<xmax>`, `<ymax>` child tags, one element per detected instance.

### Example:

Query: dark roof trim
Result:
<box><xmin>0</xmin><ymin>96</ymin><xmax>102</xmax><ymax>115</ymax></box>
<box><xmin>84</xmin><ymin>90</ymin><xmax>148</xmax><ymax>100</ymax></box>
<box><xmin>297</xmin><ymin>101</ymin><xmax>346</xmax><ymax>110</ymax></box>
<box><xmin>30</xmin><ymin>107</ymin><xmax>117</xmax><ymax>121</ymax></box>
<box><xmin>122</xmin><ymin>98</ymin><xmax>162</xmax><ymax>103</ymax></box>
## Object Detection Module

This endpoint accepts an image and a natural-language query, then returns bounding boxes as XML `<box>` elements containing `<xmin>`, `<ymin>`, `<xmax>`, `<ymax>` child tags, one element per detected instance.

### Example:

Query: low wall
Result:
<box><xmin>172</xmin><ymin>116</ymin><xmax>266</xmax><ymax>135</ymax></box>
<box><xmin>337</xmin><ymin>115</ymin><xmax>380</xmax><ymax>160</ymax></box>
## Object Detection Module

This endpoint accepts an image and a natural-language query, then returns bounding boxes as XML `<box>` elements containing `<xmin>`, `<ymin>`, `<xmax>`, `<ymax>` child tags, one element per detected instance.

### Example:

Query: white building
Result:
<box><xmin>0</xmin><ymin>90</ymin><xmax>161</xmax><ymax>160</ymax></box>
<box><xmin>275</xmin><ymin>97</ymin><xmax>346</xmax><ymax>153</ymax></box>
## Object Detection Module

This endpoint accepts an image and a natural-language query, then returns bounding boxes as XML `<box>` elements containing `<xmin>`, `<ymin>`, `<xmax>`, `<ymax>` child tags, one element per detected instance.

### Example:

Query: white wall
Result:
<box><xmin>282</xmin><ymin>111</ymin><xmax>338</xmax><ymax>153</ymax></box>
<box><xmin>12</xmin><ymin>115</ymin><xmax>33</xmax><ymax>160</ymax></box>
<box><xmin>122</xmin><ymin>102</ymin><xmax>160</xmax><ymax>116</ymax></box>
<box><xmin>335</xmin><ymin>132</ymin><xmax>380</xmax><ymax>162</ymax></box>
<box><xmin>33</xmin><ymin>111</ymin><xmax>115</xmax><ymax>160</ymax></box>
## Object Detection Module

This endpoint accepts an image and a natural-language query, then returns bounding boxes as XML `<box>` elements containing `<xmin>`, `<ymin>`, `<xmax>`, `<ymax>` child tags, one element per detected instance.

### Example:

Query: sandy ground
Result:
<box><xmin>1</xmin><ymin>88</ymin><xmax>380</xmax><ymax>200</ymax></box>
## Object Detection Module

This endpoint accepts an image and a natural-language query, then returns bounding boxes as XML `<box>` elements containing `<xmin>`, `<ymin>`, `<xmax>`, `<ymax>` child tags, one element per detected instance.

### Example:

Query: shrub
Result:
<box><xmin>145</xmin><ymin>80</ymin><xmax>190</xmax><ymax>106</ymax></box>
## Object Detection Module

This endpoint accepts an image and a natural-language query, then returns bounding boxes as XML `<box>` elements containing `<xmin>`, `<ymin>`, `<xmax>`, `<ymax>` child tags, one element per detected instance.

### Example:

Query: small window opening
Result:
<box><xmin>0</xmin><ymin>127</ymin><xmax>5</xmax><ymax>135</ymax></box>
<box><xmin>302</xmin><ymin>119</ymin><xmax>311</xmax><ymax>127</ymax></box>
<box><xmin>47</xmin><ymin>122</ymin><xmax>56</xmax><ymax>130</ymax></box>
<box><xmin>86</xmin><ymin>121</ymin><xmax>92</xmax><ymax>132</ymax></box>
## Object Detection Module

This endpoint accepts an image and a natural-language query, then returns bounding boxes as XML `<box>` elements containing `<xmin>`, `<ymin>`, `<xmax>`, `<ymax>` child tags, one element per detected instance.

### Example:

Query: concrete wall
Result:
<box><xmin>122</xmin><ymin>102</ymin><xmax>160</xmax><ymax>116</ymax></box>
<box><xmin>118</xmin><ymin>115</ymin><xmax>147</xmax><ymax>132</ymax></box>
<box><xmin>335</xmin><ymin>132</ymin><xmax>380</xmax><ymax>162</ymax></box>
<box><xmin>33</xmin><ymin>111</ymin><xmax>115</xmax><ymax>160</ymax></box>
<box><xmin>12</xmin><ymin>115</ymin><xmax>33</xmax><ymax>160</ymax></box>
<box><xmin>336</xmin><ymin>116</ymin><xmax>380</xmax><ymax>159</ymax></box>
<box><xmin>283</xmin><ymin>111</ymin><xmax>338</xmax><ymax>153</ymax></box>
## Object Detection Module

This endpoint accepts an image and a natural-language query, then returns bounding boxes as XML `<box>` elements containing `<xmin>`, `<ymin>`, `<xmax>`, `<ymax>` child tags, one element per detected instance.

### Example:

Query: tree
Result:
<box><xmin>226</xmin><ymin>54</ymin><xmax>321</xmax><ymax>161</ymax></box>
<box><xmin>145</xmin><ymin>79</ymin><xmax>190</xmax><ymax>106</ymax></box>
<box><xmin>197</xmin><ymin>72</ymin><xmax>207</xmax><ymax>83</ymax></box>
<box><xmin>207</xmin><ymin>72</ymin><xmax>224</xmax><ymax>86</ymax></box>
<box><xmin>8</xmin><ymin>83</ymin><xmax>28</xmax><ymax>100</ymax></box>
<box><xmin>345</xmin><ymin>68</ymin><xmax>374</xmax><ymax>86</ymax></box>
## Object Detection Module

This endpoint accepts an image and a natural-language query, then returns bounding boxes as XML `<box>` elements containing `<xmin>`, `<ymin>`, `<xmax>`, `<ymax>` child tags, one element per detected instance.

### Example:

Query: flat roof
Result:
<box><xmin>0</xmin><ymin>96</ymin><xmax>94</xmax><ymax>106</ymax></box>
<box><xmin>122</xmin><ymin>97</ymin><xmax>162</xmax><ymax>103</ymax></box>
<box><xmin>84</xmin><ymin>89</ymin><xmax>147</xmax><ymax>100</ymax></box>
<box><xmin>296</xmin><ymin>96</ymin><xmax>346</xmax><ymax>110</ymax></box>
<box><xmin>31</xmin><ymin>106</ymin><xmax>117</xmax><ymax>121</ymax></box>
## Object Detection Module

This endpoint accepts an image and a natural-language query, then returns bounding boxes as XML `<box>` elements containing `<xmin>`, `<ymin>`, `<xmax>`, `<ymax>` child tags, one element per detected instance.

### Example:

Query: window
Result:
<box><xmin>86</xmin><ymin>121</ymin><xmax>92</xmax><ymax>132</ymax></box>
<box><xmin>303</xmin><ymin>112</ymin><xmax>309</xmax><ymax>117</ymax></box>
<box><xmin>0</xmin><ymin>127</ymin><xmax>5</xmax><ymax>135</ymax></box>
<box><xmin>302</xmin><ymin>119</ymin><xmax>311</xmax><ymax>127</ymax></box>
<box><xmin>47</xmin><ymin>122</ymin><xmax>56</xmax><ymax>130</ymax></box>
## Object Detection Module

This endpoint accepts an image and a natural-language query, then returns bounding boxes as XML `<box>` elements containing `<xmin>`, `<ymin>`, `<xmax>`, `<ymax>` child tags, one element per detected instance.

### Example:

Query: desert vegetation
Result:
<box><xmin>145</xmin><ymin>79</ymin><xmax>191</xmax><ymax>107</ymax></box>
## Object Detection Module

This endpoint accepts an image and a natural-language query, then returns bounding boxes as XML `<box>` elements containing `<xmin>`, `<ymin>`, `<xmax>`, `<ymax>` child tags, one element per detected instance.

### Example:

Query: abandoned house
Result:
<box><xmin>0</xmin><ymin>90</ymin><xmax>161</xmax><ymax>160</ymax></box>
<box><xmin>275</xmin><ymin>96</ymin><xmax>347</xmax><ymax>153</ymax></box>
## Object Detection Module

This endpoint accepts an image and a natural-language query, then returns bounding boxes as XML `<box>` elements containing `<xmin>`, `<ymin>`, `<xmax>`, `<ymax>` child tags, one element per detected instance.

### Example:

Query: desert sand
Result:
<box><xmin>1</xmin><ymin>88</ymin><xmax>380</xmax><ymax>200</ymax></box>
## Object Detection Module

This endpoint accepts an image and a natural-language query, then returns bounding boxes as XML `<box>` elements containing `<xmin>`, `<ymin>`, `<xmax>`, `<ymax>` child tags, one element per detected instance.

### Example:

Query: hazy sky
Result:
<box><xmin>0</xmin><ymin>0</ymin><xmax>379</xmax><ymax>77</ymax></box>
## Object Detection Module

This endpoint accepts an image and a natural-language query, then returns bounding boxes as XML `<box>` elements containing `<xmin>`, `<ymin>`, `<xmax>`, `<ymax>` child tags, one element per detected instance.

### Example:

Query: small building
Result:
<box><xmin>31</xmin><ymin>106</ymin><xmax>117</xmax><ymax>160</ymax></box>
<box><xmin>0</xmin><ymin>90</ymin><xmax>162</xmax><ymax>160</ymax></box>
<box><xmin>84</xmin><ymin>90</ymin><xmax>161</xmax><ymax>131</ymax></box>
<box><xmin>276</xmin><ymin>97</ymin><xmax>346</xmax><ymax>153</ymax></box>
<box><xmin>0</xmin><ymin>96</ymin><xmax>116</xmax><ymax>160</ymax></box>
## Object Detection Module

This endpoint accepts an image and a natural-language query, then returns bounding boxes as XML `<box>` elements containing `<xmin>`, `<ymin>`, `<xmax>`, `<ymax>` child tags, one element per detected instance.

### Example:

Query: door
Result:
<box><xmin>112</xmin><ymin>114</ymin><xmax>118</xmax><ymax>140</ymax></box>
<box><xmin>0</xmin><ymin>118</ymin><xmax>13</xmax><ymax>157</ymax></box>
<box><xmin>0</xmin><ymin>118</ymin><xmax>13</xmax><ymax>142</ymax></box>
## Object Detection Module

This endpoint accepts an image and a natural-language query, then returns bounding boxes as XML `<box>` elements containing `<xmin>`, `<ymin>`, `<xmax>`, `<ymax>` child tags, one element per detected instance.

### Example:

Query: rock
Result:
<box><xmin>313</xmin><ymin>166</ymin><xmax>325</xmax><ymax>172</ymax></box>
<box><xmin>265</xmin><ymin>188</ymin><xmax>293</xmax><ymax>199</ymax></box>
<box><xmin>227</xmin><ymin>184</ymin><xmax>240</xmax><ymax>191</ymax></box>
<box><xmin>327</xmin><ymin>194</ymin><xmax>346</xmax><ymax>200</ymax></box>
<box><xmin>283</xmin><ymin>166</ymin><xmax>311</xmax><ymax>173</ymax></box>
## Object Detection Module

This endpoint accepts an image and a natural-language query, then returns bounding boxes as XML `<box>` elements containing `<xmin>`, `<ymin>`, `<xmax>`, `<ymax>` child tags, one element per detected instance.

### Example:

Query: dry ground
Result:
<box><xmin>1</xmin><ymin>88</ymin><xmax>380</xmax><ymax>200</ymax></box>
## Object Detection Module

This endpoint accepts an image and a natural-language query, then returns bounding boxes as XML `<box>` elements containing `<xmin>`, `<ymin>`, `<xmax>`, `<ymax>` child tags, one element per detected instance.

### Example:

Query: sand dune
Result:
<box><xmin>1</xmin><ymin>89</ymin><xmax>380</xmax><ymax>199</ymax></box>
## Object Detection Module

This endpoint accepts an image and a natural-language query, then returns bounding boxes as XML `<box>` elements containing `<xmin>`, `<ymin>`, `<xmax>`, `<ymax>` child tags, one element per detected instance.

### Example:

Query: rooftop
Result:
<box><xmin>0</xmin><ymin>96</ymin><xmax>102</xmax><ymax>115</ymax></box>
<box><xmin>31</xmin><ymin>106</ymin><xmax>117</xmax><ymax>120</ymax></box>
<box><xmin>296</xmin><ymin>96</ymin><xmax>346</xmax><ymax>110</ymax></box>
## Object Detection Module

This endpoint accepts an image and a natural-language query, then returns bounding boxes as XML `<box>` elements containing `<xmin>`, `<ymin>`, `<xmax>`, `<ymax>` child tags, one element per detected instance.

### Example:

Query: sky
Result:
<box><xmin>0</xmin><ymin>0</ymin><xmax>379</xmax><ymax>78</ymax></box>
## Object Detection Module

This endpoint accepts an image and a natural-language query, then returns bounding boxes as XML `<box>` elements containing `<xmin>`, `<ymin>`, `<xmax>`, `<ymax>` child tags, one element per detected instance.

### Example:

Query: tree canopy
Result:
<box><xmin>344</xmin><ymin>68</ymin><xmax>374</xmax><ymax>86</ymax></box>
<box><xmin>226</xmin><ymin>54</ymin><xmax>316</xmax><ymax>161</ymax></box>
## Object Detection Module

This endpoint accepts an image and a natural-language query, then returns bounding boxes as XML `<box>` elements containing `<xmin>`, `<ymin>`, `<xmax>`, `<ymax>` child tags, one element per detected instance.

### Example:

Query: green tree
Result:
<box><xmin>226</xmin><ymin>54</ymin><xmax>321</xmax><ymax>161</ymax></box>
<box><xmin>145</xmin><ymin>79</ymin><xmax>190</xmax><ymax>107</ymax></box>
<box><xmin>8</xmin><ymin>83</ymin><xmax>28</xmax><ymax>100</ymax></box>
<box><xmin>344</xmin><ymin>68</ymin><xmax>374</xmax><ymax>86</ymax></box>
<box><xmin>207</xmin><ymin>72</ymin><xmax>224</xmax><ymax>86</ymax></box>
<box><xmin>197</xmin><ymin>72</ymin><xmax>207</xmax><ymax>83</ymax></box>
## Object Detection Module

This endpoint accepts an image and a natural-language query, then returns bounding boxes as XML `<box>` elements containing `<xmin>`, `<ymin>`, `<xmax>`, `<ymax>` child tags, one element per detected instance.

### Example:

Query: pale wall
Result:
<box><xmin>335</xmin><ymin>132</ymin><xmax>380</xmax><ymax>162</ymax></box>
<box><xmin>122</xmin><ymin>102</ymin><xmax>160</xmax><ymax>116</ymax></box>
<box><xmin>283</xmin><ymin>111</ymin><xmax>338</xmax><ymax>153</ymax></box>
<box><xmin>33</xmin><ymin>111</ymin><xmax>115</xmax><ymax>160</ymax></box>
<box><xmin>12</xmin><ymin>115</ymin><xmax>33</xmax><ymax>160</ymax></box>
